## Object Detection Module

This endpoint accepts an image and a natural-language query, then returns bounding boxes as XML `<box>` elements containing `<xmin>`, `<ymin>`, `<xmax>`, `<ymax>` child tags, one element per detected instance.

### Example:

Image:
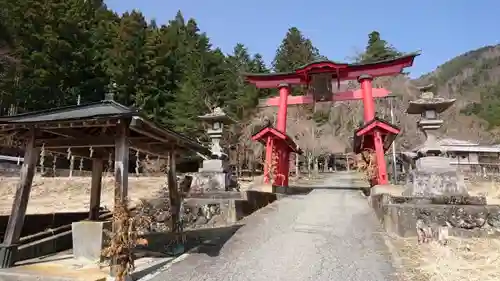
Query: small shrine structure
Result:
<box><xmin>244</xmin><ymin>53</ymin><xmax>419</xmax><ymax>187</ymax></box>
<box><xmin>0</xmin><ymin>95</ymin><xmax>209</xmax><ymax>269</ymax></box>
<box><xmin>251</xmin><ymin>123</ymin><xmax>301</xmax><ymax>187</ymax></box>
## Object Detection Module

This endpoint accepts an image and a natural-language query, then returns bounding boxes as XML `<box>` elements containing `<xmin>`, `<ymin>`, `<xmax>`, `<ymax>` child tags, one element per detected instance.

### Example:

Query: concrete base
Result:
<box><xmin>71</xmin><ymin>221</ymin><xmax>111</xmax><ymax>263</ymax></box>
<box><xmin>0</xmin><ymin>253</ymin><xmax>174</xmax><ymax>281</ymax></box>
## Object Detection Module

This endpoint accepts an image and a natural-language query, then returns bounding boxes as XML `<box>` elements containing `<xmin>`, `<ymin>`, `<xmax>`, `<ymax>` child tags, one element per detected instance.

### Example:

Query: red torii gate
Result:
<box><xmin>245</xmin><ymin>53</ymin><xmax>419</xmax><ymax>187</ymax></box>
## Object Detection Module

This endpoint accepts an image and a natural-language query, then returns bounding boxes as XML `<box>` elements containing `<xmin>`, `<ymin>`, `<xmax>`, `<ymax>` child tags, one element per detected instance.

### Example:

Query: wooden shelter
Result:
<box><xmin>0</xmin><ymin>97</ymin><xmax>209</xmax><ymax>268</ymax></box>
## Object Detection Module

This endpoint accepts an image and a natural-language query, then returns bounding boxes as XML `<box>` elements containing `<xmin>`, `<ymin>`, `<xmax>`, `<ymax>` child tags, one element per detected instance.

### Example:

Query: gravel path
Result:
<box><xmin>147</xmin><ymin>173</ymin><xmax>396</xmax><ymax>281</ymax></box>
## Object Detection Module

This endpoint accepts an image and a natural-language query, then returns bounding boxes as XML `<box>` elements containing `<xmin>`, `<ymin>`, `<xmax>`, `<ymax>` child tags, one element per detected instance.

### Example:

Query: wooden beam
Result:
<box><xmin>130</xmin><ymin>117</ymin><xmax>209</xmax><ymax>155</ymax></box>
<box><xmin>48</xmin><ymin>147</ymin><xmax>109</xmax><ymax>160</ymax></box>
<box><xmin>0</xmin><ymin>128</ymin><xmax>39</xmax><ymax>268</ymax></box>
<box><xmin>42</xmin><ymin>128</ymin><xmax>91</xmax><ymax>139</ymax></box>
<box><xmin>130</xmin><ymin>119</ymin><xmax>177</xmax><ymax>147</ymax></box>
<box><xmin>0</xmin><ymin>119</ymin><xmax>119</xmax><ymax>131</ymax></box>
<box><xmin>258</xmin><ymin>88</ymin><xmax>391</xmax><ymax>107</ymax></box>
<box><xmin>38</xmin><ymin>137</ymin><xmax>115</xmax><ymax>148</ymax></box>
<box><xmin>167</xmin><ymin>149</ymin><xmax>180</xmax><ymax>233</ymax></box>
<box><xmin>89</xmin><ymin>158</ymin><xmax>104</xmax><ymax>220</ymax></box>
<box><xmin>130</xmin><ymin>145</ymin><xmax>169</xmax><ymax>159</ymax></box>
<box><xmin>36</xmin><ymin>137</ymin><xmax>151</xmax><ymax>149</ymax></box>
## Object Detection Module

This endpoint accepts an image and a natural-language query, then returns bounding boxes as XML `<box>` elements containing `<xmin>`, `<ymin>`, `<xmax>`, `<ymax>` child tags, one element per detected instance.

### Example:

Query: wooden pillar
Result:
<box><xmin>0</xmin><ymin>128</ymin><xmax>39</xmax><ymax>268</ymax></box>
<box><xmin>110</xmin><ymin>120</ymin><xmax>129</xmax><ymax>277</ymax></box>
<box><xmin>114</xmin><ymin>120</ymin><xmax>129</xmax><ymax>202</ymax></box>
<box><xmin>88</xmin><ymin>158</ymin><xmax>104</xmax><ymax>220</ymax></box>
<box><xmin>167</xmin><ymin>149</ymin><xmax>180</xmax><ymax>233</ymax></box>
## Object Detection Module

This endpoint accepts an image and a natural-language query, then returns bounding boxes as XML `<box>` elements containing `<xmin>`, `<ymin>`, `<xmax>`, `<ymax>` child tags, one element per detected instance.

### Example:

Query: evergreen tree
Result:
<box><xmin>104</xmin><ymin>10</ymin><xmax>148</xmax><ymax>106</ymax></box>
<box><xmin>168</xmin><ymin>14</ymin><xmax>223</xmax><ymax>135</ymax></box>
<box><xmin>360</xmin><ymin>31</ymin><xmax>402</xmax><ymax>63</ymax></box>
<box><xmin>272</xmin><ymin>27</ymin><xmax>322</xmax><ymax>73</ymax></box>
<box><xmin>224</xmin><ymin>43</ymin><xmax>259</xmax><ymax>119</ymax></box>
<box><xmin>134</xmin><ymin>23</ymin><xmax>176</xmax><ymax>127</ymax></box>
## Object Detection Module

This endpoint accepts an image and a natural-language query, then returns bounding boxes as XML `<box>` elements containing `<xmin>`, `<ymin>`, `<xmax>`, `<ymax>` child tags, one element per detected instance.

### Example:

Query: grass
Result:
<box><xmin>393</xmin><ymin>236</ymin><xmax>500</xmax><ymax>281</ymax></box>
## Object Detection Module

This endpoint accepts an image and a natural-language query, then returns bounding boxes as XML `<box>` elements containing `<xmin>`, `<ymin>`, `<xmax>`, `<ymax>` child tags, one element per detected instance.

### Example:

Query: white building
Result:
<box><xmin>410</xmin><ymin>138</ymin><xmax>500</xmax><ymax>173</ymax></box>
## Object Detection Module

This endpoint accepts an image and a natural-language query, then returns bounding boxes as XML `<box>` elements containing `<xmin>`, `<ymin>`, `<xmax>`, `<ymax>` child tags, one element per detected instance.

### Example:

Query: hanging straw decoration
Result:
<box><xmin>108</xmin><ymin>152</ymin><xmax>113</xmax><ymax>176</ymax></box>
<box><xmin>135</xmin><ymin>150</ymin><xmax>140</xmax><ymax>176</ymax></box>
<box><xmin>39</xmin><ymin>143</ymin><xmax>45</xmax><ymax>174</ymax></box>
<box><xmin>79</xmin><ymin>157</ymin><xmax>84</xmax><ymax>172</ymax></box>
<box><xmin>52</xmin><ymin>154</ymin><xmax>58</xmax><ymax>176</ymax></box>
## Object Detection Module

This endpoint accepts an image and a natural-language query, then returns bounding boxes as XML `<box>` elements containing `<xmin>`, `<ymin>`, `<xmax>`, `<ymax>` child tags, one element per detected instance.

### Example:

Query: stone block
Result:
<box><xmin>199</xmin><ymin>159</ymin><xmax>226</xmax><ymax>173</ymax></box>
<box><xmin>72</xmin><ymin>221</ymin><xmax>111</xmax><ymax>263</ymax></box>
<box><xmin>389</xmin><ymin>195</ymin><xmax>487</xmax><ymax>205</ymax></box>
<box><xmin>415</xmin><ymin>156</ymin><xmax>453</xmax><ymax>172</ymax></box>
<box><xmin>370</xmin><ymin>193</ymin><xmax>500</xmax><ymax>238</ymax></box>
<box><xmin>191</xmin><ymin>172</ymin><xmax>228</xmax><ymax>192</ymax></box>
<box><xmin>403</xmin><ymin>169</ymin><xmax>468</xmax><ymax>197</ymax></box>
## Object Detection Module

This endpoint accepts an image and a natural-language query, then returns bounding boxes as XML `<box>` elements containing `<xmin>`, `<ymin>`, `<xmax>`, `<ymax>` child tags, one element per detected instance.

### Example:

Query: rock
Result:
<box><xmin>195</xmin><ymin>216</ymin><xmax>208</xmax><ymax>225</ymax></box>
<box><xmin>155</xmin><ymin>211</ymin><xmax>168</xmax><ymax>222</ymax></box>
<box><xmin>487</xmin><ymin>211</ymin><xmax>500</xmax><ymax>228</ymax></box>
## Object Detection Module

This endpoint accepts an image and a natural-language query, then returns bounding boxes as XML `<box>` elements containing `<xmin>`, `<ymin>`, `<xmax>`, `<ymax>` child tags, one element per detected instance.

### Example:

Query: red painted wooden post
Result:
<box><xmin>358</xmin><ymin>75</ymin><xmax>376</xmax><ymax>123</ymax></box>
<box><xmin>264</xmin><ymin>137</ymin><xmax>273</xmax><ymax>184</ymax></box>
<box><xmin>374</xmin><ymin>130</ymin><xmax>389</xmax><ymax>184</ymax></box>
<box><xmin>276</xmin><ymin>84</ymin><xmax>290</xmax><ymax>133</ymax></box>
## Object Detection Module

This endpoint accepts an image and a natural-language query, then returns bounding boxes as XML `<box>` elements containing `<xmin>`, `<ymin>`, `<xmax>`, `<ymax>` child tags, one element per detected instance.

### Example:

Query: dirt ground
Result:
<box><xmin>391</xmin><ymin>236</ymin><xmax>500</xmax><ymax>281</ymax></box>
<box><xmin>467</xmin><ymin>180</ymin><xmax>500</xmax><ymax>205</ymax></box>
<box><xmin>0</xmin><ymin>172</ymin><xmax>328</xmax><ymax>215</ymax></box>
<box><xmin>0</xmin><ymin>176</ymin><xmax>166</xmax><ymax>215</ymax></box>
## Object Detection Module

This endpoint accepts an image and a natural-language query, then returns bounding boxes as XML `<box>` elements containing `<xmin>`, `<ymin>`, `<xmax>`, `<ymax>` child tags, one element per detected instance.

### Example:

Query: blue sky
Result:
<box><xmin>106</xmin><ymin>0</ymin><xmax>499</xmax><ymax>78</ymax></box>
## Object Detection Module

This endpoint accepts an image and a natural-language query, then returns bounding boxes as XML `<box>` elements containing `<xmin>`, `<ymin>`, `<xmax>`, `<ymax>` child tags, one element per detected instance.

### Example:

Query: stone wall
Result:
<box><xmin>371</xmin><ymin>192</ymin><xmax>500</xmax><ymax>238</ymax></box>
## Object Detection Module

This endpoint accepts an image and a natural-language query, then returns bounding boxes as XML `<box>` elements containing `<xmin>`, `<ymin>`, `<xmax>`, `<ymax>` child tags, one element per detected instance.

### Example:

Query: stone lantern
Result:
<box><xmin>195</xmin><ymin>107</ymin><xmax>235</xmax><ymax>192</ymax></box>
<box><xmin>407</xmin><ymin>84</ymin><xmax>456</xmax><ymax>157</ymax></box>
<box><xmin>198</xmin><ymin>107</ymin><xmax>234</xmax><ymax>160</ymax></box>
<box><xmin>403</xmin><ymin>84</ymin><xmax>468</xmax><ymax>197</ymax></box>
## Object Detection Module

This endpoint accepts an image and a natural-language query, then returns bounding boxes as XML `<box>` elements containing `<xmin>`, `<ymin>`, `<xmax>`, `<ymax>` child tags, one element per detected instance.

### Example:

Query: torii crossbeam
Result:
<box><xmin>244</xmin><ymin>52</ymin><xmax>419</xmax><ymax>188</ymax></box>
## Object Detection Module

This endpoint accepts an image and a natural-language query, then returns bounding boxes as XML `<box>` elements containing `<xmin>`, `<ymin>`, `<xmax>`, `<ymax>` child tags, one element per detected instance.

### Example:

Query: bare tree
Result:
<box><xmin>287</xmin><ymin>107</ymin><xmax>346</xmax><ymax>175</ymax></box>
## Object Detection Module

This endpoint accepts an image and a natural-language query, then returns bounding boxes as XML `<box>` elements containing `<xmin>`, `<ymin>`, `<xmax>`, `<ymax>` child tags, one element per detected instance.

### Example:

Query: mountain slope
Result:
<box><xmin>418</xmin><ymin>44</ymin><xmax>500</xmax><ymax>141</ymax></box>
<box><xmin>320</xmin><ymin>44</ymin><xmax>500</xmax><ymax>151</ymax></box>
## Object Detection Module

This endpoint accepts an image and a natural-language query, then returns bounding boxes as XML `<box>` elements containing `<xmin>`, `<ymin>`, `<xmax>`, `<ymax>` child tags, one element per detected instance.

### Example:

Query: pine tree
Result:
<box><xmin>361</xmin><ymin>31</ymin><xmax>402</xmax><ymax>63</ymax></box>
<box><xmin>224</xmin><ymin>43</ymin><xmax>259</xmax><ymax>119</ymax></box>
<box><xmin>168</xmin><ymin>14</ymin><xmax>221</xmax><ymax>135</ymax></box>
<box><xmin>104</xmin><ymin>10</ymin><xmax>148</xmax><ymax>106</ymax></box>
<box><xmin>272</xmin><ymin>27</ymin><xmax>322</xmax><ymax>73</ymax></box>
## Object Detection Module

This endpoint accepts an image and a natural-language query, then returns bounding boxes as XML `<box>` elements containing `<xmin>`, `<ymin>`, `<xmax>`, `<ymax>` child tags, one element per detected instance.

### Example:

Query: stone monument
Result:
<box><xmin>193</xmin><ymin>107</ymin><xmax>235</xmax><ymax>192</ymax></box>
<box><xmin>403</xmin><ymin>84</ymin><xmax>468</xmax><ymax>196</ymax></box>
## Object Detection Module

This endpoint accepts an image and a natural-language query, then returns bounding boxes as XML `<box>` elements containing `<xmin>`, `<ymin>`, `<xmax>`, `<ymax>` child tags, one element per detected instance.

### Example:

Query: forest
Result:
<box><xmin>0</xmin><ymin>0</ymin><xmax>406</xmax><ymax>170</ymax></box>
